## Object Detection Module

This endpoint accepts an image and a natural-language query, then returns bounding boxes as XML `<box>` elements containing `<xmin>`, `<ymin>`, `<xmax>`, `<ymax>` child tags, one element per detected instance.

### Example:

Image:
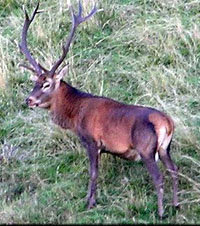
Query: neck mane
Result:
<box><xmin>50</xmin><ymin>80</ymin><xmax>92</xmax><ymax>131</ymax></box>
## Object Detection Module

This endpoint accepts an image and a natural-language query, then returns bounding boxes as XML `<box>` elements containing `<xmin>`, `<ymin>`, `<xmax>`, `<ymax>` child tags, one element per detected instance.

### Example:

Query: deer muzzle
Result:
<box><xmin>26</xmin><ymin>96</ymin><xmax>40</xmax><ymax>108</ymax></box>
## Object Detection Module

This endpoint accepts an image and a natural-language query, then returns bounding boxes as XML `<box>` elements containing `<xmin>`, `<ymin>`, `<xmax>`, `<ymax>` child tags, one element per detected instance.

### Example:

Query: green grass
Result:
<box><xmin>0</xmin><ymin>0</ymin><xmax>200</xmax><ymax>224</ymax></box>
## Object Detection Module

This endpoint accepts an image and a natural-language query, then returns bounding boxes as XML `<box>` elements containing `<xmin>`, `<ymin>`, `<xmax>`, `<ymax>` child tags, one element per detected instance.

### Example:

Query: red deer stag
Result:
<box><xmin>19</xmin><ymin>1</ymin><xmax>179</xmax><ymax>219</ymax></box>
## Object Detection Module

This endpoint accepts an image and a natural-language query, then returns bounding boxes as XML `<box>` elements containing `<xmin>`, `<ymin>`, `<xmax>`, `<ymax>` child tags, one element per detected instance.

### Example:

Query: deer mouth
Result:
<box><xmin>26</xmin><ymin>98</ymin><xmax>50</xmax><ymax>109</ymax></box>
<box><xmin>27</xmin><ymin>102</ymin><xmax>39</xmax><ymax>108</ymax></box>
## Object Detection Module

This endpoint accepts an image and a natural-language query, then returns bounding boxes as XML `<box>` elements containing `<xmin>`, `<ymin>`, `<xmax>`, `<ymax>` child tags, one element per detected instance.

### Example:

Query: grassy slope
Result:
<box><xmin>0</xmin><ymin>0</ymin><xmax>200</xmax><ymax>224</ymax></box>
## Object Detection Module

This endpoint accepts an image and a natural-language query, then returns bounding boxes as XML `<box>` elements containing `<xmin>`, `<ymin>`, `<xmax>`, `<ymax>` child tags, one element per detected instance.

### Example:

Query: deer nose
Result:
<box><xmin>25</xmin><ymin>96</ymin><xmax>36</xmax><ymax>106</ymax></box>
<box><xmin>26</xmin><ymin>97</ymin><xmax>32</xmax><ymax>106</ymax></box>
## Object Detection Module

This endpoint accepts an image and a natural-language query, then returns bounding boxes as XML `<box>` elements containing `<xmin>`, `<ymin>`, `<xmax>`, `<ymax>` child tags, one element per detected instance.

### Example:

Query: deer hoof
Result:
<box><xmin>87</xmin><ymin>199</ymin><xmax>96</xmax><ymax>209</ymax></box>
<box><xmin>174</xmin><ymin>203</ymin><xmax>180</xmax><ymax>210</ymax></box>
<box><xmin>159</xmin><ymin>213</ymin><xmax>168</xmax><ymax>220</ymax></box>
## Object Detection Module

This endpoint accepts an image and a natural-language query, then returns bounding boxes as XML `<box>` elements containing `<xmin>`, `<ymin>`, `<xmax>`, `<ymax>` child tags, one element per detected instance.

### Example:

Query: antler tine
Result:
<box><xmin>77</xmin><ymin>0</ymin><xmax>83</xmax><ymax>19</ymax></box>
<box><xmin>49</xmin><ymin>1</ymin><xmax>97</xmax><ymax>77</ymax></box>
<box><xmin>78</xmin><ymin>1</ymin><xmax>97</xmax><ymax>24</ymax></box>
<box><xmin>19</xmin><ymin>2</ymin><xmax>44</xmax><ymax>76</ymax></box>
<box><xmin>19</xmin><ymin>63</ymin><xmax>36</xmax><ymax>73</ymax></box>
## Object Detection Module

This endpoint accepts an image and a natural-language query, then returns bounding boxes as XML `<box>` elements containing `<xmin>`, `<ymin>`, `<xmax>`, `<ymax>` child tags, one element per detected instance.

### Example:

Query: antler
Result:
<box><xmin>48</xmin><ymin>1</ymin><xmax>97</xmax><ymax>77</ymax></box>
<box><xmin>19</xmin><ymin>2</ymin><xmax>45</xmax><ymax>76</ymax></box>
<box><xmin>19</xmin><ymin>1</ymin><xmax>97</xmax><ymax>77</ymax></box>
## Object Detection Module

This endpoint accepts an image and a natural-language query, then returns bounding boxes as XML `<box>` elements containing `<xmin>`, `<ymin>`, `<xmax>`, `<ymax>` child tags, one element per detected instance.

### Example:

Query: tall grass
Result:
<box><xmin>0</xmin><ymin>0</ymin><xmax>200</xmax><ymax>224</ymax></box>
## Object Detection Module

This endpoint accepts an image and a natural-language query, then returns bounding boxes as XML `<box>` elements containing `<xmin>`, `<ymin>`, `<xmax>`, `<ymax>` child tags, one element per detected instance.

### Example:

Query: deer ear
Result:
<box><xmin>54</xmin><ymin>65</ymin><xmax>69</xmax><ymax>81</ymax></box>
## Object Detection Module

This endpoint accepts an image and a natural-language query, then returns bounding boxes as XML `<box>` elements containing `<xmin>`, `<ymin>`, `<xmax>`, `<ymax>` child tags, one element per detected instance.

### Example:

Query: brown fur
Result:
<box><xmin>49</xmin><ymin>82</ymin><xmax>174</xmax><ymax>158</ymax></box>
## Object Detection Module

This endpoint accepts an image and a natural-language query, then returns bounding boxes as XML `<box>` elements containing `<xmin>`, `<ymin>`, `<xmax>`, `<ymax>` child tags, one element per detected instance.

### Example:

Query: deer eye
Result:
<box><xmin>42</xmin><ymin>82</ymin><xmax>51</xmax><ymax>91</ymax></box>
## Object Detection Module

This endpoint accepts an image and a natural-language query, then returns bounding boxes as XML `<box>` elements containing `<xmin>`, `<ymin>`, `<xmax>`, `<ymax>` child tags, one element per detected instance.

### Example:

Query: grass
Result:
<box><xmin>0</xmin><ymin>0</ymin><xmax>200</xmax><ymax>224</ymax></box>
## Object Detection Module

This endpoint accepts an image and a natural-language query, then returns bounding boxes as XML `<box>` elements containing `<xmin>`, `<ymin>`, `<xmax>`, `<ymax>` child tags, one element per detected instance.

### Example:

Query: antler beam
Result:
<box><xmin>19</xmin><ymin>2</ymin><xmax>44</xmax><ymax>76</ymax></box>
<box><xmin>48</xmin><ymin>1</ymin><xmax>97</xmax><ymax>76</ymax></box>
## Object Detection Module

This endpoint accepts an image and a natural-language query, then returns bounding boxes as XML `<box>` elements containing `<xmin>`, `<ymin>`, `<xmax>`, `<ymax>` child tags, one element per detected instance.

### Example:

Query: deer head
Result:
<box><xmin>19</xmin><ymin>1</ymin><xmax>97</xmax><ymax>108</ymax></box>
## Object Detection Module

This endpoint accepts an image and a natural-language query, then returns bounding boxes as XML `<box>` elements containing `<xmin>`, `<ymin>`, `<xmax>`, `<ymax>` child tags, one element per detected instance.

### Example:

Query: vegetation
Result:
<box><xmin>0</xmin><ymin>0</ymin><xmax>200</xmax><ymax>224</ymax></box>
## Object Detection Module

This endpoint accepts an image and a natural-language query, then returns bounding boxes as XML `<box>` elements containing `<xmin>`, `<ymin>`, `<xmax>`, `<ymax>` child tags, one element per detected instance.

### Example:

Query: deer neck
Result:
<box><xmin>50</xmin><ymin>81</ymin><xmax>84</xmax><ymax>131</ymax></box>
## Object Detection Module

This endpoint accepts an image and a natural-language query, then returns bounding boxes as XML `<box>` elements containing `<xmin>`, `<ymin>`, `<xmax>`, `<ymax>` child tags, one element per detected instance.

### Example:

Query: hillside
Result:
<box><xmin>0</xmin><ymin>0</ymin><xmax>200</xmax><ymax>224</ymax></box>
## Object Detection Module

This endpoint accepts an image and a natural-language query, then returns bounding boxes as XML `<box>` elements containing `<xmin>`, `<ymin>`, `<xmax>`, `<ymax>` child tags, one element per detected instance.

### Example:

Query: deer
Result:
<box><xmin>19</xmin><ymin>1</ymin><xmax>179</xmax><ymax>219</ymax></box>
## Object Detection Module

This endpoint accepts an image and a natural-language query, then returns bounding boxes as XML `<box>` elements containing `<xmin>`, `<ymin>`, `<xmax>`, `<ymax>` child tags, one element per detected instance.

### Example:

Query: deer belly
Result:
<box><xmin>100</xmin><ymin>137</ymin><xmax>141</xmax><ymax>161</ymax></box>
<box><xmin>100</xmin><ymin>134</ymin><xmax>132</xmax><ymax>154</ymax></box>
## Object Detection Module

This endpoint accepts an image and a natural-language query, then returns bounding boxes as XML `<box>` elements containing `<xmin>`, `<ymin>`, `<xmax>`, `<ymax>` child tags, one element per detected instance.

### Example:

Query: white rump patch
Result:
<box><xmin>155</xmin><ymin>152</ymin><xmax>159</xmax><ymax>162</ymax></box>
<box><xmin>158</xmin><ymin>127</ymin><xmax>167</xmax><ymax>149</ymax></box>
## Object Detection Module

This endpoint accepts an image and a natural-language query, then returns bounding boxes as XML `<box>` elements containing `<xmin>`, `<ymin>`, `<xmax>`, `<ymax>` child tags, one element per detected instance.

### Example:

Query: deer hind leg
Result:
<box><xmin>158</xmin><ymin>135</ymin><xmax>179</xmax><ymax>208</ymax></box>
<box><xmin>133</xmin><ymin>126</ymin><xmax>165</xmax><ymax>218</ymax></box>
<box><xmin>141</xmin><ymin>154</ymin><xmax>164</xmax><ymax>218</ymax></box>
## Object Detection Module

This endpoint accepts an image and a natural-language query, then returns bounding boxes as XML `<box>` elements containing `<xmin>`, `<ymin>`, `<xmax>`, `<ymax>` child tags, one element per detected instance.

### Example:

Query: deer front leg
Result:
<box><xmin>80</xmin><ymin>135</ymin><xmax>99</xmax><ymax>209</ymax></box>
<box><xmin>86</xmin><ymin>148</ymin><xmax>99</xmax><ymax>209</ymax></box>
